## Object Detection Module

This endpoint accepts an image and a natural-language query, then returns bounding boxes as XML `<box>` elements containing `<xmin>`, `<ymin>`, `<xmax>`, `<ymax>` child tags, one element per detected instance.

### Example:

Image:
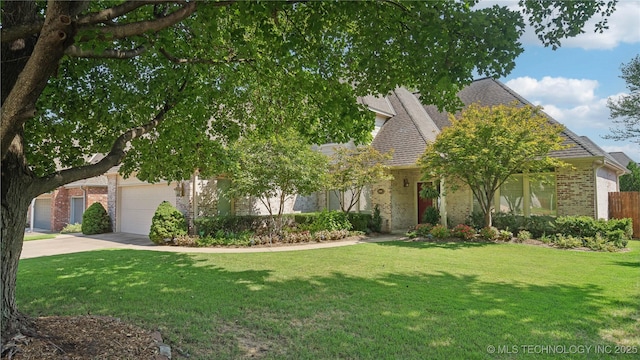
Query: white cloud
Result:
<box><xmin>506</xmin><ymin>76</ymin><xmax>599</xmax><ymax>106</ymax></box>
<box><xmin>505</xmin><ymin>76</ymin><xmax>624</xmax><ymax>133</ymax></box>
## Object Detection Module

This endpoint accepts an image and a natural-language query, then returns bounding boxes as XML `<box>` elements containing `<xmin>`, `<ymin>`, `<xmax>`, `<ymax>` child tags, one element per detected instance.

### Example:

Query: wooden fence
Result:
<box><xmin>609</xmin><ymin>192</ymin><xmax>640</xmax><ymax>239</ymax></box>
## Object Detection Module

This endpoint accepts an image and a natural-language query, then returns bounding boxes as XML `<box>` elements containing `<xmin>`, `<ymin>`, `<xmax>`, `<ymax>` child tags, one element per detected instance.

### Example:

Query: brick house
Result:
<box><xmin>28</xmin><ymin>155</ymin><xmax>108</xmax><ymax>232</ymax></box>
<box><xmin>369</xmin><ymin>78</ymin><xmax>628</xmax><ymax>232</ymax></box>
<box><xmin>45</xmin><ymin>78</ymin><xmax>628</xmax><ymax>236</ymax></box>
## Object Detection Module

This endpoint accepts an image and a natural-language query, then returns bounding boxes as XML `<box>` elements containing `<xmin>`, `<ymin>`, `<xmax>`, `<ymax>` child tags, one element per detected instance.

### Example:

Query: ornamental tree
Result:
<box><xmin>418</xmin><ymin>103</ymin><xmax>569</xmax><ymax>227</ymax></box>
<box><xmin>606</xmin><ymin>55</ymin><xmax>640</xmax><ymax>145</ymax></box>
<box><xmin>227</xmin><ymin>129</ymin><xmax>328</xmax><ymax>234</ymax></box>
<box><xmin>0</xmin><ymin>0</ymin><xmax>616</xmax><ymax>344</ymax></box>
<box><xmin>326</xmin><ymin>146</ymin><xmax>393</xmax><ymax>213</ymax></box>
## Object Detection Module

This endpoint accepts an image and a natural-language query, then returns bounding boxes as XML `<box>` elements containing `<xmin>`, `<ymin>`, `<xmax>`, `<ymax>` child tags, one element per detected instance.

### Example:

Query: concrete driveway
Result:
<box><xmin>20</xmin><ymin>232</ymin><xmax>402</xmax><ymax>259</ymax></box>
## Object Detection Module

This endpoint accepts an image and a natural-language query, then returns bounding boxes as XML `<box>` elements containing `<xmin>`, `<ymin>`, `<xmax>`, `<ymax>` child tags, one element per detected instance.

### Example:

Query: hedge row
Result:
<box><xmin>194</xmin><ymin>210</ymin><xmax>380</xmax><ymax>237</ymax></box>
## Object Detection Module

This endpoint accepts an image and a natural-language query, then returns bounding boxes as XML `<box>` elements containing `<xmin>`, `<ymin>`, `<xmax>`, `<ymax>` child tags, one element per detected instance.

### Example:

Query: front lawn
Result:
<box><xmin>17</xmin><ymin>240</ymin><xmax>640</xmax><ymax>359</ymax></box>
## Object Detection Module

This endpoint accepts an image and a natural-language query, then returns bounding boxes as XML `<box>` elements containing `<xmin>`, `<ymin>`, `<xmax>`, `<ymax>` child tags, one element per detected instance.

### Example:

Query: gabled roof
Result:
<box><xmin>373</xmin><ymin>77</ymin><xmax>627</xmax><ymax>172</ymax></box>
<box><xmin>609</xmin><ymin>152</ymin><xmax>636</xmax><ymax>168</ymax></box>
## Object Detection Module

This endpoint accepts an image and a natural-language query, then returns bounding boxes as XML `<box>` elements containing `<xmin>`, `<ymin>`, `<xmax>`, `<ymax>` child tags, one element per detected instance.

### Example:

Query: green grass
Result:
<box><xmin>23</xmin><ymin>233</ymin><xmax>57</xmax><ymax>241</ymax></box>
<box><xmin>17</xmin><ymin>240</ymin><xmax>640</xmax><ymax>359</ymax></box>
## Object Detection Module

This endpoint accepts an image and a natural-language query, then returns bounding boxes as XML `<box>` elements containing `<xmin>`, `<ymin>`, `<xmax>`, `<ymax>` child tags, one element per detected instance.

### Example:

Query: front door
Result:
<box><xmin>417</xmin><ymin>182</ymin><xmax>434</xmax><ymax>224</ymax></box>
<box><xmin>71</xmin><ymin>197</ymin><xmax>84</xmax><ymax>224</ymax></box>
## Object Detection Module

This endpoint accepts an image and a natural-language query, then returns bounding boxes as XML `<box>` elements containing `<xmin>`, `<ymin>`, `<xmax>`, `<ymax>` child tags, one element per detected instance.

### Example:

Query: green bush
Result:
<box><xmin>479</xmin><ymin>226</ymin><xmax>499</xmax><ymax>241</ymax></box>
<box><xmin>552</xmin><ymin>234</ymin><xmax>583</xmax><ymax>249</ymax></box>
<box><xmin>61</xmin><ymin>223</ymin><xmax>82</xmax><ymax>234</ymax></box>
<box><xmin>81</xmin><ymin>203</ymin><xmax>111</xmax><ymax>235</ymax></box>
<box><xmin>605</xmin><ymin>229</ymin><xmax>629</xmax><ymax>248</ymax></box>
<box><xmin>451</xmin><ymin>224</ymin><xmax>476</xmax><ymax>240</ymax></box>
<box><xmin>493</xmin><ymin>212</ymin><xmax>525</xmax><ymax>232</ymax></box>
<box><xmin>149</xmin><ymin>201</ymin><xmax>187</xmax><ymax>244</ymax></box>
<box><xmin>369</xmin><ymin>205</ymin><xmax>383</xmax><ymax>233</ymax></box>
<box><xmin>346</xmin><ymin>212</ymin><xmax>372</xmax><ymax>233</ymax></box>
<box><xmin>498</xmin><ymin>230</ymin><xmax>513</xmax><ymax>242</ymax></box>
<box><xmin>422</xmin><ymin>206</ymin><xmax>440</xmax><ymax>225</ymax></box>
<box><xmin>525</xmin><ymin>216</ymin><xmax>556</xmax><ymax>238</ymax></box>
<box><xmin>516</xmin><ymin>230</ymin><xmax>532</xmax><ymax>242</ymax></box>
<box><xmin>311</xmin><ymin>210</ymin><xmax>352</xmax><ymax>232</ymax></box>
<box><xmin>465</xmin><ymin>211</ymin><xmax>486</xmax><ymax>229</ymax></box>
<box><xmin>429</xmin><ymin>224</ymin><xmax>450</xmax><ymax>239</ymax></box>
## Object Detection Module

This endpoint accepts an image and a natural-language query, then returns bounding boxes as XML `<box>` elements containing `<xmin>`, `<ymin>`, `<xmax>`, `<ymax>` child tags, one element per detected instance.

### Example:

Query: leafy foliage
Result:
<box><xmin>60</xmin><ymin>223</ymin><xmax>82</xmax><ymax>234</ymax></box>
<box><xmin>419</xmin><ymin>102</ymin><xmax>568</xmax><ymax>226</ymax></box>
<box><xmin>228</xmin><ymin>129</ymin><xmax>328</xmax><ymax>233</ymax></box>
<box><xmin>606</xmin><ymin>55</ymin><xmax>640</xmax><ymax>145</ymax></box>
<box><xmin>311</xmin><ymin>211</ymin><xmax>353</xmax><ymax>232</ymax></box>
<box><xmin>451</xmin><ymin>224</ymin><xmax>476</xmax><ymax>240</ymax></box>
<box><xmin>369</xmin><ymin>205</ymin><xmax>383</xmax><ymax>233</ymax></box>
<box><xmin>429</xmin><ymin>225</ymin><xmax>450</xmax><ymax>239</ymax></box>
<box><xmin>479</xmin><ymin>226</ymin><xmax>499</xmax><ymax>241</ymax></box>
<box><xmin>149</xmin><ymin>201</ymin><xmax>187</xmax><ymax>245</ymax></box>
<box><xmin>326</xmin><ymin>146</ymin><xmax>393</xmax><ymax>212</ymax></box>
<box><xmin>81</xmin><ymin>203</ymin><xmax>111</xmax><ymax>235</ymax></box>
<box><xmin>422</xmin><ymin>206</ymin><xmax>441</xmax><ymax>225</ymax></box>
<box><xmin>620</xmin><ymin>161</ymin><xmax>640</xmax><ymax>191</ymax></box>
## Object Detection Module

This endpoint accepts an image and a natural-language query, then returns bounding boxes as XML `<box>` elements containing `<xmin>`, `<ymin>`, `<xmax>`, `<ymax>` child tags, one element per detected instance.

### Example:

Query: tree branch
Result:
<box><xmin>33</xmin><ymin>78</ymin><xmax>188</xmax><ymax>193</ymax></box>
<box><xmin>1</xmin><ymin>21</ymin><xmax>45</xmax><ymax>44</ymax></box>
<box><xmin>65</xmin><ymin>44</ymin><xmax>147</xmax><ymax>59</ymax></box>
<box><xmin>159</xmin><ymin>47</ymin><xmax>253</xmax><ymax>65</ymax></box>
<box><xmin>78</xmin><ymin>1</ymin><xmax>197</xmax><ymax>41</ymax></box>
<box><xmin>76</xmin><ymin>0</ymin><xmax>173</xmax><ymax>25</ymax></box>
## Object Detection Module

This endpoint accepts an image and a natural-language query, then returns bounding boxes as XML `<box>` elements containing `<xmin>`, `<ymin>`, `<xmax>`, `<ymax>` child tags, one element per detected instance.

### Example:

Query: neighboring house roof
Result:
<box><xmin>63</xmin><ymin>153</ymin><xmax>109</xmax><ymax>188</ymax></box>
<box><xmin>359</xmin><ymin>95</ymin><xmax>396</xmax><ymax>118</ymax></box>
<box><xmin>609</xmin><ymin>152</ymin><xmax>637</xmax><ymax>168</ymax></box>
<box><xmin>373</xmin><ymin>77</ymin><xmax>628</xmax><ymax>173</ymax></box>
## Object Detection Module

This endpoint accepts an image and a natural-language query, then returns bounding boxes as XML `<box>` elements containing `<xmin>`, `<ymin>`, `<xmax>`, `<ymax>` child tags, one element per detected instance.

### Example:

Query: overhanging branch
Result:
<box><xmin>65</xmin><ymin>45</ymin><xmax>147</xmax><ymax>59</ymax></box>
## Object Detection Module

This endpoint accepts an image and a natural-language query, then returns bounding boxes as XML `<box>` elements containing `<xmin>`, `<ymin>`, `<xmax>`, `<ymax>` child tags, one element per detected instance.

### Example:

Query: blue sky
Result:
<box><xmin>484</xmin><ymin>0</ymin><xmax>640</xmax><ymax>162</ymax></box>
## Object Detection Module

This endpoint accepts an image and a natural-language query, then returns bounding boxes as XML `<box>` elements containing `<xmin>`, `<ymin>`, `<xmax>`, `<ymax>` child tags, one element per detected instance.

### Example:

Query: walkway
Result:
<box><xmin>20</xmin><ymin>232</ymin><xmax>403</xmax><ymax>259</ymax></box>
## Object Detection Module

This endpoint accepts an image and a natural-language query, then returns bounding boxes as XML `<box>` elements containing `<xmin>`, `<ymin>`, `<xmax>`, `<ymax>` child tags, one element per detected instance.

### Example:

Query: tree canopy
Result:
<box><xmin>418</xmin><ymin>103</ymin><xmax>568</xmax><ymax>227</ymax></box>
<box><xmin>227</xmin><ymin>129</ymin><xmax>328</xmax><ymax>231</ymax></box>
<box><xmin>0</xmin><ymin>0</ymin><xmax>618</xmax><ymax>346</ymax></box>
<box><xmin>326</xmin><ymin>146</ymin><xmax>393</xmax><ymax>213</ymax></box>
<box><xmin>620</xmin><ymin>161</ymin><xmax>640</xmax><ymax>192</ymax></box>
<box><xmin>606</xmin><ymin>55</ymin><xmax>640</xmax><ymax>145</ymax></box>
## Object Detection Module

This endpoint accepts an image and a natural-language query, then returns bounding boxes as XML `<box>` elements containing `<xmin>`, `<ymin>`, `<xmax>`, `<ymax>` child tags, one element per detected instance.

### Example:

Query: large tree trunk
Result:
<box><xmin>1</xmin><ymin>137</ymin><xmax>38</xmax><ymax>345</ymax></box>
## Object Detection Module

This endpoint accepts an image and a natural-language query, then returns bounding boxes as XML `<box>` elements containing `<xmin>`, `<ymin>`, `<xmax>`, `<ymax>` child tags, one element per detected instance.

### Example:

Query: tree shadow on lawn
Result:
<box><xmin>17</xmin><ymin>250</ymin><xmax>640</xmax><ymax>359</ymax></box>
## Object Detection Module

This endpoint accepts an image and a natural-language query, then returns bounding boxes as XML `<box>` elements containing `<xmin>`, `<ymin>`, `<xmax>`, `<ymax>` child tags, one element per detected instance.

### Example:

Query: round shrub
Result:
<box><xmin>429</xmin><ymin>224</ymin><xmax>450</xmax><ymax>239</ymax></box>
<box><xmin>451</xmin><ymin>224</ymin><xmax>476</xmax><ymax>240</ymax></box>
<box><xmin>81</xmin><ymin>202</ymin><xmax>112</xmax><ymax>235</ymax></box>
<box><xmin>479</xmin><ymin>226</ymin><xmax>499</xmax><ymax>241</ymax></box>
<box><xmin>149</xmin><ymin>201</ymin><xmax>187</xmax><ymax>244</ymax></box>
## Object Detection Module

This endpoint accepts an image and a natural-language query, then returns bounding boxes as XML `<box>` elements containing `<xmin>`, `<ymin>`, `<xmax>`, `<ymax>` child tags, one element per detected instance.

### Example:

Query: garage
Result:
<box><xmin>118</xmin><ymin>183</ymin><xmax>176</xmax><ymax>235</ymax></box>
<box><xmin>34</xmin><ymin>198</ymin><xmax>52</xmax><ymax>230</ymax></box>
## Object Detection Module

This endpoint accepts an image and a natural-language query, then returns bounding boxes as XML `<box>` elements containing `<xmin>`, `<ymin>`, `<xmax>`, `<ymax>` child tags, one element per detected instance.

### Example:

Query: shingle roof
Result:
<box><xmin>373</xmin><ymin>77</ymin><xmax>627</xmax><ymax>171</ymax></box>
<box><xmin>609</xmin><ymin>152</ymin><xmax>636</xmax><ymax>168</ymax></box>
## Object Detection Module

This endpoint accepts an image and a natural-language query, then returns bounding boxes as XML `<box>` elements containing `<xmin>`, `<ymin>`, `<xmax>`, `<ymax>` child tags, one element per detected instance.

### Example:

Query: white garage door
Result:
<box><xmin>119</xmin><ymin>184</ymin><xmax>176</xmax><ymax>235</ymax></box>
<box><xmin>34</xmin><ymin>198</ymin><xmax>51</xmax><ymax>230</ymax></box>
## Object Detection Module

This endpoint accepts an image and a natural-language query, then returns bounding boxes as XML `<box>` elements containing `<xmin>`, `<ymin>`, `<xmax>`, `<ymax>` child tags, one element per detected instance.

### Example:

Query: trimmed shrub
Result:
<box><xmin>61</xmin><ymin>223</ymin><xmax>82</xmax><ymax>234</ymax></box>
<box><xmin>81</xmin><ymin>203</ymin><xmax>112</xmax><ymax>235</ymax></box>
<box><xmin>346</xmin><ymin>212</ymin><xmax>372</xmax><ymax>233</ymax></box>
<box><xmin>429</xmin><ymin>224</ymin><xmax>450</xmax><ymax>239</ymax></box>
<box><xmin>465</xmin><ymin>211</ymin><xmax>486</xmax><ymax>229</ymax></box>
<box><xmin>552</xmin><ymin>234</ymin><xmax>583</xmax><ymax>249</ymax></box>
<box><xmin>311</xmin><ymin>210</ymin><xmax>352</xmax><ymax>232</ymax></box>
<box><xmin>516</xmin><ymin>230</ymin><xmax>532</xmax><ymax>242</ymax></box>
<box><xmin>451</xmin><ymin>224</ymin><xmax>476</xmax><ymax>240</ymax></box>
<box><xmin>498</xmin><ymin>230</ymin><xmax>513</xmax><ymax>242</ymax></box>
<box><xmin>422</xmin><ymin>206</ymin><xmax>440</xmax><ymax>225</ymax></box>
<box><xmin>525</xmin><ymin>216</ymin><xmax>556</xmax><ymax>238</ymax></box>
<box><xmin>149</xmin><ymin>201</ymin><xmax>187</xmax><ymax>244</ymax></box>
<box><xmin>479</xmin><ymin>226</ymin><xmax>499</xmax><ymax>241</ymax></box>
<box><xmin>369</xmin><ymin>205</ymin><xmax>383</xmax><ymax>233</ymax></box>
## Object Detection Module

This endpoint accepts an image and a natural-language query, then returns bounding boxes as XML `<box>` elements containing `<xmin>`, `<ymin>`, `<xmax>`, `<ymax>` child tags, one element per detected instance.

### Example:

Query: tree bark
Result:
<box><xmin>1</xmin><ymin>136</ymin><xmax>39</xmax><ymax>345</ymax></box>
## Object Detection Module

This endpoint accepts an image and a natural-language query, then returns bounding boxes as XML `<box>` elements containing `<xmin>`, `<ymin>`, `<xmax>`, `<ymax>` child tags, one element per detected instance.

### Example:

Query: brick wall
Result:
<box><xmin>51</xmin><ymin>186</ymin><xmax>108</xmax><ymax>231</ymax></box>
<box><xmin>556</xmin><ymin>163</ymin><xmax>595</xmax><ymax>218</ymax></box>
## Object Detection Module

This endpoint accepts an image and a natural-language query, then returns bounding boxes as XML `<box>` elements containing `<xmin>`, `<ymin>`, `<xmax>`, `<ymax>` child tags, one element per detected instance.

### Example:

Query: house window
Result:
<box><xmin>529</xmin><ymin>174</ymin><xmax>556</xmax><ymax>216</ymax></box>
<box><xmin>499</xmin><ymin>175</ymin><xmax>524</xmax><ymax>215</ymax></box>
<box><xmin>471</xmin><ymin>172</ymin><xmax>557</xmax><ymax>217</ymax></box>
